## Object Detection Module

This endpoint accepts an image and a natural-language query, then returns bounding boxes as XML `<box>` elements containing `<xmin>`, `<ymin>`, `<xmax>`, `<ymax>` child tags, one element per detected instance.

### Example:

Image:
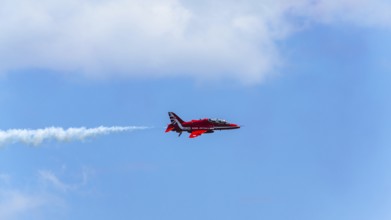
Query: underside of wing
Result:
<box><xmin>189</xmin><ymin>130</ymin><xmax>207</xmax><ymax>138</ymax></box>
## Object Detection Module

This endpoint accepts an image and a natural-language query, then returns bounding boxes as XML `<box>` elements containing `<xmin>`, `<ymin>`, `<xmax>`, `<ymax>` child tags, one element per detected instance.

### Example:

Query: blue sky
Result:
<box><xmin>0</xmin><ymin>1</ymin><xmax>391</xmax><ymax>220</ymax></box>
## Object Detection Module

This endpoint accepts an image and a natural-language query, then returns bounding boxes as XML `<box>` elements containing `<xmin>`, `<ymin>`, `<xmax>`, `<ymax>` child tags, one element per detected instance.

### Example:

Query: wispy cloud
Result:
<box><xmin>0</xmin><ymin>172</ymin><xmax>66</xmax><ymax>220</ymax></box>
<box><xmin>38</xmin><ymin>167</ymin><xmax>94</xmax><ymax>193</ymax></box>
<box><xmin>39</xmin><ymin>170</ymin><xmax>74</xmax><ymax>192</ymax></box>
<box><xmin>0</xmin><ymin>126</ymin><xmax>148</xmax><ymax>146</ymax></box>
<box><xmin>0</xmin><ymin>0</ymin><xmax>389</xmax><ymax>84</ymax></box>
<box><xmin>0</xmin><ymin>174</ymin><xmax>11</xmax><ymax>186</ymax></box>
<box><xmin>0</xmin><ymin>189</ymin><xmax>62</xmax><ymax>220</ymax></box>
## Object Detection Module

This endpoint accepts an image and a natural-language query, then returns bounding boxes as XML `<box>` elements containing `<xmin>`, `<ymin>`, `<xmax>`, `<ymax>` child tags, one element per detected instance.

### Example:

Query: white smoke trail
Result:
<box><xmin>0</xmin><ymin>126</ymin><xmax>148</xmax><ymax>146</ymax></box>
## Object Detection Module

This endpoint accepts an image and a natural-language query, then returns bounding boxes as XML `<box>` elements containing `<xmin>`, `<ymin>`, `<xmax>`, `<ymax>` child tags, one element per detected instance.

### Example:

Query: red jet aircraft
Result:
<box><xmin>165</xmin><ymin>112</ymin><xmax>240</xmax><ymax>138</ymax></box>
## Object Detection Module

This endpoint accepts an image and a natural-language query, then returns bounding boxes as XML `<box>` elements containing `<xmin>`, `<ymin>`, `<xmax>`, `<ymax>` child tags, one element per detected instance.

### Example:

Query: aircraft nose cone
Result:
<box><xmin>230</xmin><ymin>124</ymin><xmax>240</xmax><ymax>129</ymax></box>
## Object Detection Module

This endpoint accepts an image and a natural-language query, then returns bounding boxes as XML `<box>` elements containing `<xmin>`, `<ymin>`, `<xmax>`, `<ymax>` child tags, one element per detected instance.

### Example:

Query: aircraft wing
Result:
<box><xmin>189</xmin><ymin>130</ymin><xmax>208</xmax><ymax>138</ymax></box>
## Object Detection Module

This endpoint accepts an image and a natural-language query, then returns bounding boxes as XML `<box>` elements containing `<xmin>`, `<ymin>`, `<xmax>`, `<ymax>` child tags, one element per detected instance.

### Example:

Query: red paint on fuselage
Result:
<box><xmin>166</xmin><ymin>112</ymin><xmax>240</xmax><ymax>138</ymax></box>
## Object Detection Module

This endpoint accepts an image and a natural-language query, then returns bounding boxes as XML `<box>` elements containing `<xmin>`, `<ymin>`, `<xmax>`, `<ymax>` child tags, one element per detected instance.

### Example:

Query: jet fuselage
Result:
<box><xmin>165</xmin><ymin>112</ymin><xmax>240</xmax><ymax>138</ymax></box>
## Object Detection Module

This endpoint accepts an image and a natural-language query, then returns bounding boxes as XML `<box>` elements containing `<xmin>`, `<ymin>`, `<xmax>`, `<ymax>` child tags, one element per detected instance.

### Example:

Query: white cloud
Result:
<box><xmin>0</xmin><ymin>190</ymin><xmax>62</xmax><ymax>220</ymax></box>
<box><xmin>39</xmin><ymin>170</ymin><xmax>73</xmax><ymax>192</ymax></box>
<box><xmin>38</xmin><ymin>167</ymin><xmax>93</xmax><ymax>193</ymax></box>
<box><xmin>0</xmin><ymin>190</ymin><xmax>41</xmax><ymax>220</ymax></box>
<box><xmin>0</xmin><ymin>0</ymin><xmax>390</xmax><ymax>84</ymax></box>
<box><xmin>293</xmin><ymin>0</ymin><xmax>391</xmax><ymax>27</ymax></box>
<box><xmin>0</xmin><ymin>167</ymin><xmax>94</xmax><ymax>219</ymax></box>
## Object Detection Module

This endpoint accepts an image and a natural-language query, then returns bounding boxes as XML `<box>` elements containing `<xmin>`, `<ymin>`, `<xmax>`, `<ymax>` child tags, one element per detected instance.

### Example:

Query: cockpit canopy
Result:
<box><xmin>208</xmin><ymin>118</ymin><xmax>228</xmax><ymax>124</ymax></box>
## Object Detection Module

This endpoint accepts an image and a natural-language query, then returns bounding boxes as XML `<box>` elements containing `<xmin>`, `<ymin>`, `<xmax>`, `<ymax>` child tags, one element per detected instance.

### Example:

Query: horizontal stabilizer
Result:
<box><xmin>165</xmin><ymin>124</ymin><xmax>174</xmax><ymax>133</ymax></box>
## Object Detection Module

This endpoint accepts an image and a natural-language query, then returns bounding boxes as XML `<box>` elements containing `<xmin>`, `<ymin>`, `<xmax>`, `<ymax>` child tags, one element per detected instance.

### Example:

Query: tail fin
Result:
<box><xmin>168</xmin><ymin>112</ymin><xmax>184</xmax><ymax>126</ymax></box>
